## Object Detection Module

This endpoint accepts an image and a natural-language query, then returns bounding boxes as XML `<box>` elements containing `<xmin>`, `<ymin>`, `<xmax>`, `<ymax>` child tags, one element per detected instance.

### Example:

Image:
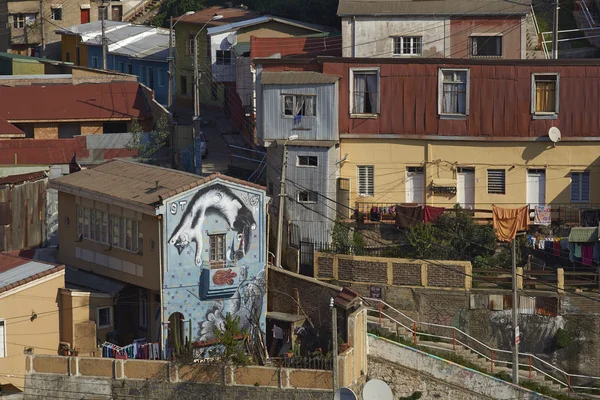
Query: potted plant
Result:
<box><xmin>338</xmin><ymin>334</ymin><xmax>349</xmax><ymax>353</ymax></box>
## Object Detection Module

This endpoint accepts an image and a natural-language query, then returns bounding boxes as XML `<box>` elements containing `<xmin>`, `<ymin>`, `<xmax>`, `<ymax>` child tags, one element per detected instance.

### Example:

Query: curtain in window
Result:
<box><xmin>294</xmin><ymin>96</ymin><xmax>305</xmax><ymax>116</ymax></box>
<box><xmin>535</xmin><ymin>82</ymin><xmax>555</xmax><ymax>112</ymax></box>
<box><xmin>304</xmin><ymin>96</ymin><xmax>314</xmax><ymax>116</ymax></box>
<box><xmin>366</xmin><ymin>73</ymin><xmax>378</xmax><ymax>113</ymax></box>
<box><xmin>442</xmin><ymin>71</ymin><xmax>466</xmax><ymax>114</ymax></box>
<box><xmin>353</xmin><ymin>74</ymin><xmax>366</xmax><ymax>113</ymax></box>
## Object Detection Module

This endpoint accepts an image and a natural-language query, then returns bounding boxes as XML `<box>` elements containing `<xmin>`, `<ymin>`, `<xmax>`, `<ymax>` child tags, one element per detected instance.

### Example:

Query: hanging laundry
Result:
<box><xmin>424</xmin><ymin>205</ymin><xmax>445</xmax><ymax>223</ymax></box>
<box><xmin>370</xmin><ymin>206</ymin><xmax>381</xmax><ymax>222</ymax></box>
<box><xmin>580</xmin><ymin>209</ymin><xmax>600</xmax><ymax>227</ymax></box>
<box><xmin>553</xmin><ymin>240</ymin><xmax>561</xmax><ymax>256</ymax></box>
<box><xmin>533</xmin><ymin>205</ymin><xmax>551</xmax><ymax>226</ymax></box>
<box><xmin>568</xmin><ymin>243</ymin><xmax>576</xmax><ymax>262</ymax></box>
<box><xmin>492</xmin><ymin>205</ymin><xmax>529</xmax><ymax>242</ymax></box>
<box><xmin>395</xmin><ymin>205</ymin><xmax>424</xmax><ymax>229</ymax></box>
<box><xmin>574</xmin><ymin>244</ymin><xmax>582</xmax><ymax>258</ymax></box>
<box><xmin>582</xmin><ymin>245</ymin><xmax>593</xmax><ymax>266</ymax></box>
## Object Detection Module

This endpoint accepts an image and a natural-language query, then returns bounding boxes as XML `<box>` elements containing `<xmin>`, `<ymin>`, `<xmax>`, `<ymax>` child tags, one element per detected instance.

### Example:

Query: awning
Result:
<box><xmin>431</xmin><ymin>178</ymin><xmax>457</xmax><ymax>194</ymax></box>
<box><xmin>568</xmin><ymin>227</ymin><xmax>598</xmax><ymax>243</ymax></box>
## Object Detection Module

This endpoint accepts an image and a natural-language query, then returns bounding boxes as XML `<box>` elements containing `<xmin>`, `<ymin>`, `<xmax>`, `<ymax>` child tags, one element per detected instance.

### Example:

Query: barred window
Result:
<box><xmin>357</xmin><ymin>165</ymin><xmax>374</xmax><ymax>196</ymax></box>
<box><xmin>487</xmin><ymin>169</ymin><xmax>506</xmax><ymax>194</ymax></box>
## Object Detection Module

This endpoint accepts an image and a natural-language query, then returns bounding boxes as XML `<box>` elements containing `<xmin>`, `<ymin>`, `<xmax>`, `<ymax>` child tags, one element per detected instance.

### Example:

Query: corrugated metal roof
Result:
<box><xmin>568</xmin><ymin>227</ymin><xmax>598</xmax><ymax>242</ymax></box>
<box><xmin>261</xmin><ymin>71</ymin><xmax>340</xmax><ymax>85</ymax></box>
<box><xmin>337</xmin><ymin>0</ymin><xmax>531</xmax><ymax>16</ymax></box>
<box><xmin>57</xmin><ymin>20</ymin><xmax>128</xmax><ymax>36</ymax></box>
<box><xmin>0</xmin><ymin>254</ymin><xmax>64</xmax><ymax>293</ymax></box>
<box><xmin>0</xmin><ymin>137</ymin><xmax>88</xmax><ymax>165</ymax></box>
<box><xmin>87</xmin><ymin>25</ymin><xmax>154</xmax><ymax>47</ymax></box>
<box><xmin>0</xmin><ymin>82</ymin><xmax>151</xmax><ymax>121</ymax></box>
<box><xmin>65</xmin><ymin>267</ymin><xmax>125</xmax><ymax>296</ymax></box>
<box><xmin>50</xmin><ymin>159</ymin><xmax>266</xmax><ymax>211</ymax></box>
<box><xmin>0</xmin><ymin>171</ymin><xmax>46</xmax><ymax>185</ymax></box>
<box><xmin>206</xmin><ymin>15</ymin><xmax>328</xmax><ymax>35</ymax></box>
<box><xmin>113</xmin><ymin>31</ymin><xmax>169</xmax><ymax>59</ymax></box>
<box><xmin>175</xmin><ymin>6</ymin><xmax>261</xmax><ymax>27</ymax></box>
<box><xmin>0</xmin><ymin>117</ymin><xmax>24</xmax><ymax>136</ymax></box>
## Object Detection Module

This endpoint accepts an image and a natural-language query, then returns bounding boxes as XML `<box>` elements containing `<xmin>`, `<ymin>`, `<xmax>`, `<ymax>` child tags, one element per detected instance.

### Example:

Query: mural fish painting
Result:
<box><xmin>168</xmin><ymin>184</ymin><xmax>256</xmax><ymax>266</ymax></box>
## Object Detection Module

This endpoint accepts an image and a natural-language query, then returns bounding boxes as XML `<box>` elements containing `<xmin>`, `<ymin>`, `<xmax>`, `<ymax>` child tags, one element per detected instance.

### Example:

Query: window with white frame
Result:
<box><xmin>216</xmin><ymin>50</ymin><xmax>232</xmax><ymax>65</ymax></box>
<box><xmin>470</xmin><ymin>36</ymin><xmax>502</xmax><ymax>57</ymax></box>
<box><xmin>393</xmin><ymin>36</ymin><xmax>422</xmax><ymax>56</ymax></box>
<box><xmin>283</xmin><ymin>95</ymin><xmax>316</xmax><ymax>117</ymax></box>
<box><xmin>138</xmin><ymin>289</ymin><xmax>148</xmax><ymax>330</ymax></box>
<box><xmin>77</xmin><ymin>205</ymin><xmax>143</xmax><ymax>253</ymax></box>
<box><xmin>297</xmin><ymin>191</ymin><xmax>318</xmax><ymax>203</ymax></box>
<box><xmin>487</xmin><ymin>169</ymin><xmax>506</xmax><ymax>194</ymax></box>
<box><xmin>51</xmin><ymin>7</ymin><xmax>62</xmax><ymax>21</ymax></box>
<box><xmin>11</xmin><ymin>14</ymin><xmax>26</xmax><ymax>28</ymax></box>
<box><xmin>531</xmin><ymin>74</ymin><xmax>559</xmax><ymax>116</ymax></box>
<box><xmin>350</xmin><ymin>69</ymin><xmax>379</xmax><ymax>115</ymax></box>
<box><xmin>97</xmin><ymin>306</ymin><xmax>113</xmax><ymax>329</ymax></box>
<box><xmin>297</xmin><ymin>155</ymin><xmax>318</xmax><ymax>167</ymax></box>
<box><xmin>357</xmin><ymin>165</ymin><xmax>374</xmax><ymax>196</ymax></box>
<box><xmin>0</xmin><ymin>320</ymin><xmax>5</xmax><ymax>358</ymax></box>
<box><xmin>439</xmin><ymin>69</ymin><xmax>469</xmax><ymax>116</ymax></box>
<box><xmin>571</xmin><ymin>171</ymin><xmax>590</xmax><ymax>203</ymax></box>
<box><xmin>209</xmin><ymin>234</ymin><xmax>227</xmax><ymax>267</ymax></box>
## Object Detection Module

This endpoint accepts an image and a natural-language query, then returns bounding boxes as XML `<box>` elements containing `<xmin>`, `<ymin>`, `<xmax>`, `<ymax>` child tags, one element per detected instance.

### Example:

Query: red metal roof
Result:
<box><xmin>0</xmin><ymin>171</ymin><xmax>47</xmax><ymax>185</ymax></box>
<box><xmin>251</xmin><ymin>35</ymin><xmax>342</xmax><ymax>60</ymax></box>
<box><xmin>0</xmin><ymin>82</ymin><xmax>152</xmax><ymax>122</ymax></box>
<box><xmin>0</xmin><ymin>253</ymin><xmax>64</xmax><ymax>294</ymax></box>
<box><xmin>0</xmin><ymin>117</ymin><xmax>24</xmax><ymax>136</ymax></box>
<box><xmin>175</xmin><ymin>6</ymin><xmax>261</xmax><ymax>26</ymax></box>
<box><xmin>0</xmin><ymin>138</ymin><xmax>88</xmax><ymax>165</ymax></box>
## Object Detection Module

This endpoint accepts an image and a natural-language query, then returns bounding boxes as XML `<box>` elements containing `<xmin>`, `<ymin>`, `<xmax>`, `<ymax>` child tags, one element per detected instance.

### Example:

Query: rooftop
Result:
<box><xmin>0</xmin><ymin>254</ymin><xmax>64</xmax><ymax>294</ymax></box>
<box><xmin>0</xmin><ymin>117</ymin><xmax>25</xmax><ymax>136</ymax></box>
<box><xmin>49</xmin><ymin>159</ymin><xmax>266</xmax><ymax>214</ymax></box>
<box><xmin>0</xmin><ymin>171</ymin><xmax>47</xmax><ymax>186</ymax></box>
<box><xmin>261</xmin><ymin>71</ymin><xmax>340</xmax><ymax>85</ymax></box>
<box><xmin>250</xmin><ymin>35</ymin><xmax>342</xmax><ymax>59</ymax></box>
<box><xmin>0</xmin><ymin>82</ymin><xmax>152</xmax><ymax>122</ymax></box>
<box><xmin>56</xmin><ymin>20</ymin><xmax>128</xmax><ymax>36</ymax></box>
<box><xmin>337</xmin><ymin>0</ymin><xmax>531</xmax><ymax>16</ymax></box>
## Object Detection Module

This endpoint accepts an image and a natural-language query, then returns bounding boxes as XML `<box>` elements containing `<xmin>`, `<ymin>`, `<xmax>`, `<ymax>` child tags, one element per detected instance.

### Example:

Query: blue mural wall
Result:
<box><xmin>161</xmin><ymin>179</ymin><xmax>267</xmax><ymax>354</ymax></box>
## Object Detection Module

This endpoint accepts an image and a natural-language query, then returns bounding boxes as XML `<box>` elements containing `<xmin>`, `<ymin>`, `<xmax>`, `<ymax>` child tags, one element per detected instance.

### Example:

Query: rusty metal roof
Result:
<box><xmin>49</xmin><ymin>159</ymin><xmax>266</xmax><ymax>213</ymax></box>
<box><xmin>334</xmin><ymin>286</ymin><xmax>362</xmax><ymax>309</ymax></box>
<box><xmin>261</xmin><ymin>71</ymin><xmax>340</xmax><ymax>85</ymax></box>
<box><xmin>0</xmin><ymin>171</ymin><xmax>47</xmax><ymax>186</ymax></box>
<box><xmin>0</xmin><ymin>117</ymin><xmax>24</xmax><ymax>136</ymax></box>
<box><xmin>337</xmin><ymin>0</ymin><xmax>531</xmax><ymax>16</ymax></box>
<box><xmin>0</xmin><ymin>254</ymin><xmax>64</xmax><ymax>294</ymax></box>
<box><xmin>175</xmin><ymin>6</ymin><xmax>261</xmax><ymax>26</ymax></box>
<box><xmin>0</xmin><ymin>82</ymin><xmax>152</xmax><ymax>122</ymax></box>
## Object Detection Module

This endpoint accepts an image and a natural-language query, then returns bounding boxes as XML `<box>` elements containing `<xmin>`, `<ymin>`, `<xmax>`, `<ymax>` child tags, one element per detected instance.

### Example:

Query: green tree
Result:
<box><xmin>127</xmin><ymin>114</ymin><xmax>171</xmax><ymax>164</ymax></box>
<box><xmin>209</xmin><ymin>313</ymin><xmax>251</xmax><ymax>366</ymax></box>
<box><xmin>330</xmin><ymin>217</ymin><xmax>351</xmax><ymax>254</ymax></box>
<box><xmin>152</xmin><ymin>0</ymin><xmax>206</xmax><ymax>27</ymax></box>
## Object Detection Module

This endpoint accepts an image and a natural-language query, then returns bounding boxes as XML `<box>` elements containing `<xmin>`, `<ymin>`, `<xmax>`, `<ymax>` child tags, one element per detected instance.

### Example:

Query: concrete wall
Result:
<box><xmin>315</xmin><ymin>252</ymin><xmax>472</xmax><ymax>289</ymax></box>
<box><xmin>339</xmin><ymin>138</ymin><xmax>600</xmax><ymax>215</ymax></box>
<box><xmin>0</xmin><ymin>271</ymin><xmax>64</xmax><ymax>391</ymax></box>
<box><xmin>449</xmin><ymin>17</ymin><xmax>523</xmax><ymax>59</ymax></box>
<box><xmin>368</xmin><ymin>335</ymin><xmax>552</xmax><ymax>400</ymax></box>
<box><xmin>57</xmin><ymin>192</ymin><xmax>161</xmax><ymax>291</ymax></box>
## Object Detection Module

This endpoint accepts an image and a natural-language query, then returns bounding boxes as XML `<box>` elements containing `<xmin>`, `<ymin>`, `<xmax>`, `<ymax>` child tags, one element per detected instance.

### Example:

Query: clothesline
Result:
<box><xmin>101</xmin><ymin>339</ymin><xmax>160</xmax><ymax>360</ymax></box>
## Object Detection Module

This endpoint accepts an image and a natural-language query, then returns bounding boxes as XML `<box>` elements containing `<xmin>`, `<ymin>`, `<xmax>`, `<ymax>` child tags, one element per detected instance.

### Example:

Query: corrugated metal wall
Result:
<box><xmin>261</xmin><ymin>83</ymin><xmax>338</xmax><ymax>141</ymax></box>
<box><xmin>0</xmin><ymin>178</ymin><xmax>47</xmax><ymax>252</ymax></box>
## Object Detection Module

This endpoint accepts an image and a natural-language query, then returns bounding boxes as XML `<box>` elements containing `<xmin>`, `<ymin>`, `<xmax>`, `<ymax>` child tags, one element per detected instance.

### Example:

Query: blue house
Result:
<box><xmin>162</xmin><ymin>173</ymin><xmax>268</xmax><ymax>356</ymax></box>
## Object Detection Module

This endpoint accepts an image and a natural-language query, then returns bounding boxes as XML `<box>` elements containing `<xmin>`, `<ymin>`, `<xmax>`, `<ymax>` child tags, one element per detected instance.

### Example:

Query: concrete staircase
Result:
<box><xmin>525</xmin><ymin>11</ymin><xmax>547</xmax><ymax>59</ymax></box>
<box><xmin>367</xmin><ymin>314</ymin><xmax>569</xmax><ymax>395</ymax></box>
<box><xmin>125</xmin><ymin>0</ymin><xmax>165</xmax><ymax>25</ymax></box>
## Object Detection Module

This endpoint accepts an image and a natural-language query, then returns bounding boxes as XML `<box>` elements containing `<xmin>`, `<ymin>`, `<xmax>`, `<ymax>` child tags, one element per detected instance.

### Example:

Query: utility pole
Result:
<box><xmin>39</xmin><ymin>0</ymin><xmax>45</xmax><ymax>57</ymax></box>
<box><xmin>552</xmin><ymin>0</ymin><xmax>560</xmax><ymax>59</ymax></box>
<box><xmin>101</xmin><ymin>6</ymin><xmax>107</xmax><ymax>69</ymax></box>
<box><xmin>512</xmin><ymin>238</ymin><xmax>519</xmax><ymax>385</ymax></box>
<box><xmin>275</xmin><ymin>143</ymin><xmax>289</xmax><ymax>268</ymax></box>
<box><xmin>331</xmin><ymin>297</ymin><xmax>339</xmax><ymax>393</ymax></box>
<box><xmin>168</xmin><ymin>17</ymin><xmax>174</xmax><ymax>110</ymax></box>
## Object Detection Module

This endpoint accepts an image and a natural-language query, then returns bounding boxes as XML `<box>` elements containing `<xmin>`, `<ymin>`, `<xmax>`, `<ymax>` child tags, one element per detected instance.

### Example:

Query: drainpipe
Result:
<box><xmin>352</xmin><ymin>17</ymin><xmax>356</xmax><ymax>57</ymax></box>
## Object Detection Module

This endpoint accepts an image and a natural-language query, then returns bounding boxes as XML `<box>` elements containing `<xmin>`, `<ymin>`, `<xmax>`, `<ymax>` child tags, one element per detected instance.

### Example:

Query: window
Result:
<box><xmin>127</xmin><ymin>64</ymin><xmax>133</xmax><ymax>74</ymax></box>
<box><xmin>97</xmin><ymin>306</ymin><xmax>113</xmax><ymax>329</ymax></box>
<box><xmin>393</xmin><ymin>36</ymin><xmax>422</xmax><ymax>56</ymax></box>
<box><xmin>77</xmin><ymin>205</ymin><xmax>142</xmax><ymax>253</ymax></box>
<box><xmin>439</xmin><ymin>69</ymin><xmax>469</xmax><ymax>116</ymax></box>
<box><xmin>283</xmin><ymin>95</ymin><xmax>316</xmax><ymax>117</ymax></box>
<box><xmin>92</xmin><ymin>57</ymin><xmax>99</xmax><ymax>69</ymax></box>
<box><xmin>0</xmin><ymin>320</ymin><xmax>5</xmax><ymax>358</ymax></box>
<box><xmin>297</xmin><ymin>191</ymin><xmax>318</xmax><ymax>203</ymax></box>
<box><xmin>532</xmin><ymin>74</ymin><xmax>559</xmax><ymax>116</ymax></box>
<box><xmin>12</xmin><ymin>14</ymin><xmax>25</xmax><ymax>28</ymax></box>
<box><xmin>487</xmin><ymin>169</ymin><xmax>506</xmax><ymax>194</ymax></box>
<box><xmin>357</xmin><ymin>165</ymin><xmax>374</xmax><ymax>196</ymax></box>
<box><xmin>148</xmin><ymin>67</ymin><xmax>154</xmax><ymax>89</ymax></box>
<box><xmin>158</xmin><ymin>68</ymin><xmax>164</xmax><ymax>87</ymax></box>
<box><xmin>187</xmin><ymin>33</ymin><xmax>195</xmax><ymax>56</ymax></box>
<box><xmin>297</xmin><ymin>155</ymin><xmax>318</xmax><ymax>167</ymax></box>
<box><xmin>470</xmin><ymin>36</ymin><xmax>502</xmax><ymax>57</ymax></box>
<box><xmin>180</xmin><ymin>76</ymin><xmax>188</xmax><ymax>95</ymax></box>
<box><xmin>571</xmin><ymin>171</ymin><xmax>590</xmax><ymax>203</ymax></box>
<box><xmin>216</xmin><ymin>50</ymin><xmax>232</xmax><ymax>65</ymax></box>
<box><xmin>138</xmin><ymin>289</ymin><xmax>148</xmax><ymax>330</ymax></box>
<box><xmin>351</xmin><ymin>69</ymin><xmax>379</xmax><ymax>115</ymax></box>
<box><xmin>51</xmin><ymin>7</ymin><xmax>62</xmax><ymax>21</ymax></box>
<box><xmin>209</xmin><ymin>234</ymin><xmax>226</xmax><ymax>267</ymax></box>
<box><xmin>139</xmin><ymin>66</ymin><xmax>145</xmax><ymax>84</ymax></box>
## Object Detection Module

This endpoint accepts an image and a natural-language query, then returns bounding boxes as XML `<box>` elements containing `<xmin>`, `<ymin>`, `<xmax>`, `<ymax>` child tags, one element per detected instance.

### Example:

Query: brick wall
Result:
<box><xmin>338</xmin><ymin>259</ymin><xmax>387</xmax><ymax>284</ymax></box>
<box><xmin>427</xmin><ymin>264</ymin><xmax>466</xmax><ymax>288</ymax></box>
<box><xmin>392</xmin><ymin>263</ymin><xmax>421</xmax><ymax>286</ymax></box>
<box><xmin>268</xmin><ymin>266</ymin><xmax>339</xmax><ymax>330</ymax></box>
<box><xmin>34</xmin><ymin>123</ymin><xmax>58</xmax><ymax>139</ymax></box>
<box><xmin>317</xmin><ymin>256</ymin><xmax>333</xmax><ymax>278</ymax></box>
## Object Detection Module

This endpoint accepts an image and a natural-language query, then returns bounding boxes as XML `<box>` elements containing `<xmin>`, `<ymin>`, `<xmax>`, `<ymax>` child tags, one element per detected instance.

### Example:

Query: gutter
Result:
<box><xmin>340</xmin><ymin>133</ymin><xmax>600</xmax><ymax>142</ymax></box>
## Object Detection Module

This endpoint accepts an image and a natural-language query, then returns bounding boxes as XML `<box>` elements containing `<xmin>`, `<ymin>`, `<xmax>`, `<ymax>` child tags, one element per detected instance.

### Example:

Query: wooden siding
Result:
<box><xmin>260</xmin><ymin>83</ymin><xmax>338</xmax><ymax>141</ymax></box>
<box><xmin>321</xmin><ymin>62</ymin><xmax>600</xmax><ymax>138</ymax></box>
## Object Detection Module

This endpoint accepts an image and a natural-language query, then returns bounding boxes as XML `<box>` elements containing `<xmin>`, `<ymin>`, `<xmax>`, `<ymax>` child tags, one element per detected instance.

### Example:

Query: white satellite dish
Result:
<box><xmin>226</xmin><ymin>32</ymin><xmax>238</xmax><ymax>46</ymax></box>
<box><xmin>334</xmin><ymin>387</ymin><xmax>358</xmax><ymax>400</ymax></box>
<box><xmin>362</xmin><ymin>379</ymin><xmax>393</xmax><ymax>400</ymax></box>
<box><xmin>548</xmin><ymin>126</ymin><xmax>561</xmax><ymax>144</ymax></box>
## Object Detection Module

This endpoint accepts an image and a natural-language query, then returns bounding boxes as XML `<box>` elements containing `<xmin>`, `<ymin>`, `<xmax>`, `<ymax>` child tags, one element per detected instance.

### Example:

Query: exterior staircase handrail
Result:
<box><xmin>367</xmin><ymin>297</ymin><xmax>600</xmax><ymax>393</ymax></box>
<box><xmin>123</xmin><ymin>0</ymin><xmax>153</xmax><ymax>22</ymax></box>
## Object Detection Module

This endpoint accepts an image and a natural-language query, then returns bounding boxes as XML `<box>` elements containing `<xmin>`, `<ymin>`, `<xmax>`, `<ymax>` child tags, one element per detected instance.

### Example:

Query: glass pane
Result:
<box><xmin>83</xmin><ymin>208</ymin><xmax>89</xmax><ymax>238</ymax></box>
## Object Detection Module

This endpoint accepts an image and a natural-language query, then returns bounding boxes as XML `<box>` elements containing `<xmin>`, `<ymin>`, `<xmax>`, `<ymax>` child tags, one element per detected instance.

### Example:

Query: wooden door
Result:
<box><xmin>80</xmin><ymin>9</ymin><xmax>90</xmax><ymax>24</ymax></box>
<box><xmin>112</xmin><ymin>5</ymin><xmax>122</xmax><ymax>21</ymax></box>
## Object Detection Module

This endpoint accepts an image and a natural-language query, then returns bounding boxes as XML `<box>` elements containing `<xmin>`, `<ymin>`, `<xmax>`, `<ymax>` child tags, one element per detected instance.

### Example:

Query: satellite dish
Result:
<box><xmin>334</xmin><ymin>387</ymin><xmax>358</xmax><ymax>400</ymax></box>
<box><xmin>226</xmin><ymin>32</ymin><xmax>238</xmax><ymax>46</ymax></box>
<box><xmin>362</xmin><ymin>379</ymin><xmax>393</xmax><ymax>400</ymax></box>
<box><xmin>548</xmin><ymin>126</ymin><xmax>561</xmax><ymax>143</ymax></box>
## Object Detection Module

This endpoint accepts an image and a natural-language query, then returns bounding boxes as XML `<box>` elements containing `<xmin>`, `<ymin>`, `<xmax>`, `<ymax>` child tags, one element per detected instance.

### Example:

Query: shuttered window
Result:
<box><xmin>487</xmin><ymin>169</ymin><xmax>506</xmax><ymax>194</ymax></box>
<box><xmin>571</xmin><ymin>171</ymin><xmax>590</xmax><ymax>203</ymax></box>
<box><xmin>357</xmin><ymin>165</ymin><xmax>374</xmax><ymax>196</ymax></box>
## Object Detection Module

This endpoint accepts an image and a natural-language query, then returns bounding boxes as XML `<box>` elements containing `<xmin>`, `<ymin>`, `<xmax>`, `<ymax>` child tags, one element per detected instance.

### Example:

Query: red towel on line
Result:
<box><xmin>553</xmin><ymin>240</ymin><xmax>561</xmax><ymax>256</ymax></box>
<box><xmin>424</xmin><ymin>206</ymin><xmax>445</xmax><ymax>223</ymax></box>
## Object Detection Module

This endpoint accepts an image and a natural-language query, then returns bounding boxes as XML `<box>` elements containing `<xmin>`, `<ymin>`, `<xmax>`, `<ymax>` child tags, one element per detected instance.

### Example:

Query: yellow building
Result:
<box><xmin>0</xmin><ymin>254</ymin><xmax>65</xmax><ymax>393</ymax></box>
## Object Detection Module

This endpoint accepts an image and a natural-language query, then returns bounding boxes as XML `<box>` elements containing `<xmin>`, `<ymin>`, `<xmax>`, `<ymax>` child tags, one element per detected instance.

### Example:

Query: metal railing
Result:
<box><xmin>530</xmin><ymin>4</ymin><xmax>550</xmax><ymax>59</ymax></box>
<box><xmin>367</xmin><ymin>298</ymin><xmax>600</xmax><ymax>394</ymax></box>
